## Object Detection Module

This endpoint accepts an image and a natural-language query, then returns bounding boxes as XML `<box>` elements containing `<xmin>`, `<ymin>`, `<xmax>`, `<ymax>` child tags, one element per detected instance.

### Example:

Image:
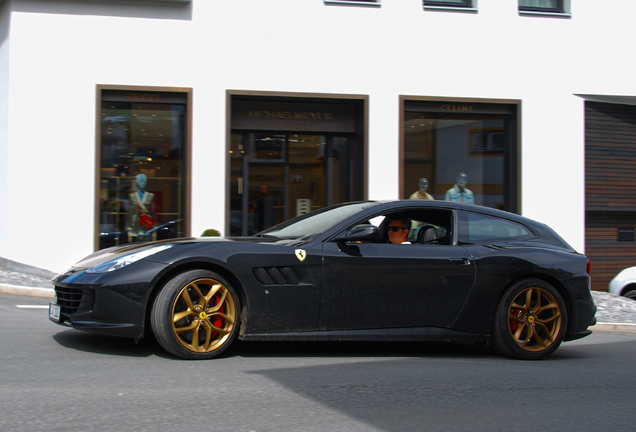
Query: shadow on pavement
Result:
<box><xmin>241</xmin><ymin>338</ymin><xmax>636</xmax><ymax>432</ymax></box>
<box><xmin>52</xmin><ymin>328</ymin><xmax>502</xmax><ymax>360</ymax></box>
<box><xmin>52</xmin><ymin>330</ymin><xmax>174</xmax><ymax>359</ymax></box>
<box><xmin>225</xmin><ymin>339</ymin><xmax>499</xmax><ymax>360</ymax></box>
<box><xmin>51</xmin><ymin>330</ymin><xmax>605</xmax><ymax>362</ymax></box>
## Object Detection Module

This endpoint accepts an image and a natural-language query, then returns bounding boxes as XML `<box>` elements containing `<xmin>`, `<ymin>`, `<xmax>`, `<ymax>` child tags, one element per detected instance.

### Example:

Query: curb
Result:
<box><xmin>0</xmin><ymin>283</ymin><xmax>55</xmax><ymax>299</ymax></box>
<box><xmin>591</xmin><ymin>323</ymin><xmax>636</xmax><ymax>333</ymax></box>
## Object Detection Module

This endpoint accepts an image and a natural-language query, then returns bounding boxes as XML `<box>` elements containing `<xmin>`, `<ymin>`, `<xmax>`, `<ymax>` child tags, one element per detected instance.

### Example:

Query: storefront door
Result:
<box><xmin>229</xmin><ymin>95</ymin><xmax>366</xmax><ymax>236</ymax></box>
<box><xmin>230</xmin><ymin>133</ymin><xmax>357</xmax><ymax>236</ymax></box>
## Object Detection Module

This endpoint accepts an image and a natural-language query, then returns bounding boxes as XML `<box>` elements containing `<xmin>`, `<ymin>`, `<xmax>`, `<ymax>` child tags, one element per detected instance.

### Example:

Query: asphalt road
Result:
<box><xmin>2</xmin><ymin>292</ymin><xmax>636</xmax><ymax>432</ymax></box>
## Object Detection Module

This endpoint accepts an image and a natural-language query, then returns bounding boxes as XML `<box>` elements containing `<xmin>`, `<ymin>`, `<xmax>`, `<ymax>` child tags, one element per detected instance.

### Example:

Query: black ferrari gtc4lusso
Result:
<box><xmin>50</xmin><ymin>200</ymin><xmax>596</xmax><ymax>360</ymax></box>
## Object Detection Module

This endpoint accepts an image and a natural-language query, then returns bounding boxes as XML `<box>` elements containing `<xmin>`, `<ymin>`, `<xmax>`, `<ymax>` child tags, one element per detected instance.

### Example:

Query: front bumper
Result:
<box><xmin>49</xmin><ymin>260</ymin><xmax>169</xmax><ymax>339</ymax></box>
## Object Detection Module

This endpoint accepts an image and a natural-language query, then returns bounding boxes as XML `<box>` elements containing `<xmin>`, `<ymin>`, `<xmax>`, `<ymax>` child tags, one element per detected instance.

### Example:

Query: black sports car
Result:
<box><xmin>49</xmin><ymin>200</ymin><xmax>596</xmax><ymax>360</ymax></box>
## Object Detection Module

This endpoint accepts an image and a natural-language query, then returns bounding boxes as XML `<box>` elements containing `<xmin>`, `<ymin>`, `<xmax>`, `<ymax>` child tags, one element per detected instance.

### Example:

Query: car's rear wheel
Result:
<box><xmin>492</xmin><ymin>278</ymin><xmax>567</xmax><ymax>360</ymax></box>
<box><xmin>624</xmin><ymin>289</ymin><xmax>636</xmax><ymax>301</ymax></box>
<box><xmin>151</xmin><ymin>270</ymin><xmax>240</xmax><ymax>360</ymax></box>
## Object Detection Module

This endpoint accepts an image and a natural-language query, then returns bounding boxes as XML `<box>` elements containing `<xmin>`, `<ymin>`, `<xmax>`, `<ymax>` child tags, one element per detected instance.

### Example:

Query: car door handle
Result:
<box><xmin>450</xmin><ymin>258</ymin><xmax>471</xmax><ymax>266</ymax></box>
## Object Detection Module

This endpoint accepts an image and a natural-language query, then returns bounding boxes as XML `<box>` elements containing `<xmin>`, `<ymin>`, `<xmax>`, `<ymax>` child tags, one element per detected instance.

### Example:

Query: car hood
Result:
<box><xmin>70</xmin><ymin>236</ymin><xmax>299</xmax><ymax>270</ymax></box>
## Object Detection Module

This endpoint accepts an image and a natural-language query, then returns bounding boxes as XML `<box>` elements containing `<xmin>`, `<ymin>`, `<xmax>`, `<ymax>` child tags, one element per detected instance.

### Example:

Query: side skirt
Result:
<box><xmin>240</xmin><ymin>326</ymin><xmax>488</xmax><ymax>342</ymax></box>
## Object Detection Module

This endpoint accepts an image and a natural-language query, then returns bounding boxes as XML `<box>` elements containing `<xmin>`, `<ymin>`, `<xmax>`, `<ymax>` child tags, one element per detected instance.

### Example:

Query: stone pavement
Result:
<box><xmin>589</xmin><ymin>290</ymin><xmax>636</xmax><ymax>332</ymax></box>
<box><xmin>1</xmin><ymin>257</ymin><xmax>635</xmax><ymax>332</ymax></box>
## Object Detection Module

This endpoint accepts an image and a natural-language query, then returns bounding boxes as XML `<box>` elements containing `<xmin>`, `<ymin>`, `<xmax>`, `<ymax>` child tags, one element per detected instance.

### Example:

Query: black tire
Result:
<box><xmin>624</xmin><ymin>290</ymin><xmax>636</xmax><ymax>301</ymax></box>
<box><xmin>151</xmin><ymin>270</ymin><xmax>240</xmax><ymax>360</ymax></box>
<box><xmin>491</xmin><ymin>278</ymin><xmax>567</xmax><ymax>360</ymax></box>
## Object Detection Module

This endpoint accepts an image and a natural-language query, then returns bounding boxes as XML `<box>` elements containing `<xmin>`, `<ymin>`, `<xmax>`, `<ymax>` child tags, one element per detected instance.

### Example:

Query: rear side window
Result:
<box><xmin>458</xmin><ymin>211</ymin><xmax>532</xmax><ymax>244</ymax></box>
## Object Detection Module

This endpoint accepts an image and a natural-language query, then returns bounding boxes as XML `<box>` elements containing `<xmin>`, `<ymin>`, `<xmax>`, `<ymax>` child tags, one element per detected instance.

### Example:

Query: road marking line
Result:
<box><xmin>16</xmin><ymin>305</ymin><xmax>49</xmax><ymax>309</ymax></box>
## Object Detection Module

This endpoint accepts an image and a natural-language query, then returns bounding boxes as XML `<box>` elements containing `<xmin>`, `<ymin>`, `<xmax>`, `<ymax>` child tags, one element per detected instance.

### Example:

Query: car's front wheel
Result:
<box><xmin>492</xmin><ymin>278</ymin><xmax>567</xmax><ymax>360</ymax></box>
<box><xmin>151</xmin><ymin>270</ymin><xmax>240</xmax><ymax>360</ymax></box>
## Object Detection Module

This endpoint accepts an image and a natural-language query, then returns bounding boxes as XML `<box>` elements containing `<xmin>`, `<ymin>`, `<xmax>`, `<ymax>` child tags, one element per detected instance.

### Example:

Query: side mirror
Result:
<box><xmin>333</xmin><ymin>224</ymin><xmax>381</xmax><ymax>242</ymax></box>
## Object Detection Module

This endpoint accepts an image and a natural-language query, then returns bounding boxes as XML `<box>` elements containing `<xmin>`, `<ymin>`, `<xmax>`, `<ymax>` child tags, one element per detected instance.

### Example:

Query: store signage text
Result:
<box><xmin>232</xmin><ymin>100</ymin><xmax>356</xmax><ymax>132</ymax></box>
<box><xmin>127</xmin><ymin>93</ymin><xmax>166</xmax><ymax>102</ymax></box>
<box><xmin>248</xmin><ymin>110</ymin><xmax>333</xmax><ymax>120</ymax></box>
<box><xmin>440</xmin><ymin>104</ymin><xmax>474</xmax><ymax>112</ymax></box>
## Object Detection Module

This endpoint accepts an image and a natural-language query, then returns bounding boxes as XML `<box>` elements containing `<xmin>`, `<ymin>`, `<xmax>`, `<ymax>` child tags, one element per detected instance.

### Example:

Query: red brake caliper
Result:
<box><xmin>212</xmin><ymin>294</ymin><xmax>223</xmax><ymax>335</ymax></box>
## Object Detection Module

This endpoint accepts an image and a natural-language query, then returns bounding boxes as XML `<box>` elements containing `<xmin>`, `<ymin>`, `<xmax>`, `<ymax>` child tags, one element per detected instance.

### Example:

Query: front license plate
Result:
<box><xmin>49</xmin><ymin>303</ymin><xmax>61</xmax><ymax>322</ymax></box>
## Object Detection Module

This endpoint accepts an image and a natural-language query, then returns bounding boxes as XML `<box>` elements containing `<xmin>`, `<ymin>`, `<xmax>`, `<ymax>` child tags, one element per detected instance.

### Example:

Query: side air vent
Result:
<box><xmin>253</xmin><ymin>267</ymin><xmax>300</xmax><ymax>285</ymax></box>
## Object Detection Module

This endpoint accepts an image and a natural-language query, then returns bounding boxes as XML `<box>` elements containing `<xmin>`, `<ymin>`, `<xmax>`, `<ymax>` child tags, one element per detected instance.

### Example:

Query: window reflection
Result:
<box><xmin>403</xmin><ymin>110</ymin><xmax>511</xmax><ymax>211</ymax></box>
<box><xmin>519</xmin><ymin>0</ymin><xmax>562</xmax><ymax>12</ymax></box>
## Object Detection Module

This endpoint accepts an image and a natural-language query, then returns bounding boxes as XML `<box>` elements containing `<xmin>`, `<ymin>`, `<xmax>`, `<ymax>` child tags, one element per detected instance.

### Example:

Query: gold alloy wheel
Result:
<box><xmin>507</xmin><ymin>286</ymin><xmax>562</xmax><ymax>352</ymax></box>
<box><xmin>170</xmin><ymin>278</ymin><xmax>236</xmax><ymax>353</ymax></box>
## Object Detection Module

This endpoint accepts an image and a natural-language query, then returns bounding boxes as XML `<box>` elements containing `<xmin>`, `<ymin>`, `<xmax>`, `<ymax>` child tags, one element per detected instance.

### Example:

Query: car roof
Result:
<box><xmin>344</xmin><ymin>200</ymin><xmax>573</xmax><ymax>250</ymax></box>
<box><xmin>370</xmin><ymin>200</ymin><xmax>533</xmax><ymax>224</ymax></box>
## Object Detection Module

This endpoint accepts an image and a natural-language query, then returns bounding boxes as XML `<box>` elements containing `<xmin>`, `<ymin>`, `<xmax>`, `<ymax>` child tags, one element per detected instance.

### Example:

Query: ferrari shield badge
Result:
<box><xmin>295</xmin><ymin>249</ymin><xmax>307</xmax><ymax>262</ymax></box>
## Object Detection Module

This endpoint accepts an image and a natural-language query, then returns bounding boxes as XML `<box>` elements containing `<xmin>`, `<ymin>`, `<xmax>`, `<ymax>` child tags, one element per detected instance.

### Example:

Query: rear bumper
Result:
<box><xmin>564</xmin><ymin>298</ymin><xmax>597</xmax><ymax>342</ymax></box>
<box><xmin>564</xmin><ymin>329</ymin><xmax>593</xmax><ymax>342</ymax></box>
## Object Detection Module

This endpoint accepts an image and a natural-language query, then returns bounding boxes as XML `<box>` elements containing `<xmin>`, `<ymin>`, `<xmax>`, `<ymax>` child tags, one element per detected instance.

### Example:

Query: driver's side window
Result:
<box><xmin>343</xmin><ymin>209</ymin><xmax>453</xmax><ymax>245</ymax></box>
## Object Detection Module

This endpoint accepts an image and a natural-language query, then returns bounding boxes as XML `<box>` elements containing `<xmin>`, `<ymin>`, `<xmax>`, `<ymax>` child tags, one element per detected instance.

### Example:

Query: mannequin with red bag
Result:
<box><xmin>127</xmin><ymin>173</ymin><xmax>157</xmax><ymax>242</ymax></box>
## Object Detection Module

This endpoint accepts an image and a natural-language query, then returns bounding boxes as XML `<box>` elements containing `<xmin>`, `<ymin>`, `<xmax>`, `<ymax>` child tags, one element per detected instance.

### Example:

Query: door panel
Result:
<box><xmin>319</xmin><ymin>242</ymin><xmax>476</xmax><ymax>330</ymax></box>
<box><xmin>230</xmin><ymin>133</ymin><xmax>246</xmax><ymax>236</ymax></box>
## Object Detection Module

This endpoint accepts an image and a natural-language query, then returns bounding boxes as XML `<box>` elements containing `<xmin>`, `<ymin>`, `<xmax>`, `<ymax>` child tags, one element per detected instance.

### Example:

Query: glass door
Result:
<box><xmin>289</xmin><ymin>134</ymin><xmax>326</xmax><ymax>218</ymax></box>
<box><xmin>230</xmin><ymin>132</ymin><xmax>359</xmax><ymax>236</ymax></box>
<box><xmin>248</xmin><ymin>134</ymin><xmax>287</xmax><ymax>234</ymax></box>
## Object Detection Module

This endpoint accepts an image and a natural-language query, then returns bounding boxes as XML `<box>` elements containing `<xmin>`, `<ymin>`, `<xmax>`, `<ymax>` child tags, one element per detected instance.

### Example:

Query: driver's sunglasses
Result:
<box><xmin>388</xmin><ymin>226</ymin><xmax>405</xmax><ymax>232</ymax></box>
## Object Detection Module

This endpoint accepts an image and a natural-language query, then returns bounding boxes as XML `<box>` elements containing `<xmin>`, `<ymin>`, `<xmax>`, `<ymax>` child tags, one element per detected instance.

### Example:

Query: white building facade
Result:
<box><xmin>1</xmin><ymin>0</ymin><xmax>635</xmax><ymax>289</ymax></box>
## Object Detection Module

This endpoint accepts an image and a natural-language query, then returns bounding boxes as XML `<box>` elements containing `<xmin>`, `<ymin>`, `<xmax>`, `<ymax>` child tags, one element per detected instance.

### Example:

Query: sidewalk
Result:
<box><xmin>1</xmin><ymin>257</ymin><xmax>635</xmax><ymax>332</ymax></box>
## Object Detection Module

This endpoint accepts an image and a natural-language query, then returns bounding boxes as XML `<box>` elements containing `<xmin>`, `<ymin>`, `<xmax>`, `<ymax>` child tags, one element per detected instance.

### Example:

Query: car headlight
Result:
<box><xmin>86</xmin><ymin>245</ymin><xmax>174</xmax><ymax>273</ymax></box>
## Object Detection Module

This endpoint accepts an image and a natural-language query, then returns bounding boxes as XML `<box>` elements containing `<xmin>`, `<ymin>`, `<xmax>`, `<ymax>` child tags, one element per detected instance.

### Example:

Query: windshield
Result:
<box><xmin>258</xmin><ymin>202</ymin><xmax>378</xmax><ymax>239</ymax></box>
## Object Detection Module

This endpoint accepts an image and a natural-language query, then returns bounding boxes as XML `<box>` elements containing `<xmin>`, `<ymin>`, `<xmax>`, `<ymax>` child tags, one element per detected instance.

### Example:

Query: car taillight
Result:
<box><xmin>586</xmin><ymin>259</ymin><xmax>591</xmax><ymax>275</ymax></box>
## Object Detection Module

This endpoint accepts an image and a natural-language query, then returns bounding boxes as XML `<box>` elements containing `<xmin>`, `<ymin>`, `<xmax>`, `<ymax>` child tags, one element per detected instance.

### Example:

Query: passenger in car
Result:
<box><xmin>387</xmin><ymin>217</ymin><xmax>412</xmax><ymax>244</ymax></box>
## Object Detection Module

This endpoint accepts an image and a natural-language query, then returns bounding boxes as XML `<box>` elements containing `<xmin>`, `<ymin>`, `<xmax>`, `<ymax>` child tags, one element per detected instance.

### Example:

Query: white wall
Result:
<box><xmin>0</xmin><ymin>2</ymin><xmax>9</xmax><ymax>252</ymax></box>
<box><xmin>2</xmin><ymin>0</ymin><xmax>636</xmax><ymax>270</ymax></box>
<box><xmin>4</xmin><ymin>2</ymin><xmax>195</xmax><ymax>271</ymax></box>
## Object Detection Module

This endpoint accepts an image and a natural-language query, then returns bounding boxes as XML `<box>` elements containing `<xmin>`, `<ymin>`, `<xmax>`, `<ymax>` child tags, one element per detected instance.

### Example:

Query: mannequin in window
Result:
<box><xmin>445</xmin><ymin>173</ymin><xmax>474</xmax><ymax>204</ymax></box>
<box><xmin>409</xmin><ymin>178</ymin><xmax>434</xmax><ymax>200</ymax></box>
<box><xmin>127</xmin><ymin>174</ymin><xmax>157</xmax><ymax>242</ymax></box>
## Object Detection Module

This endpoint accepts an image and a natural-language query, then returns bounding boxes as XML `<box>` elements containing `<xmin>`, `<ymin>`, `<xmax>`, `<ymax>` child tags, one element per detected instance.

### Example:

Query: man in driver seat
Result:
<box><xmin>387</xmin><ymin>217</ymin><xmax>411</xmax><ymax>244</ymax></box>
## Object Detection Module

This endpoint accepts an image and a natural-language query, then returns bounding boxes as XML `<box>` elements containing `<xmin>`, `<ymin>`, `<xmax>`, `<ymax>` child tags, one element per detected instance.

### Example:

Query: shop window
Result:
<box><xmin>401</xmin><ymin>99</ymin><xmax>519</xmax><ymax>213</ymax></box>
<box><xmin>519</xmin><ymin>0</ymin><xmax>568</xmax><ymax>14</ymax></box>
<box><xmin>97</xmin><ymin>88</ymin><xmax>191</xmax><ymax>250</ymax></box>
<box><xmin>424</xmin><ymin>0</ymin><xmax>475</xmax><ymax>9</ymax></box>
